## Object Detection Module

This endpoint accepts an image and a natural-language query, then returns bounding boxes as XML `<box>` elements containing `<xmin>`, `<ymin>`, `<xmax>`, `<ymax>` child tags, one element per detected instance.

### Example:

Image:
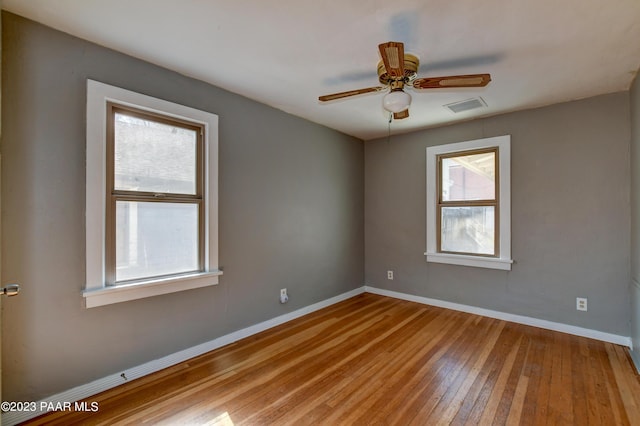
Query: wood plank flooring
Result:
<box><xmin>24</xmin><ymin>293</ymin><xmax>640</xmax><ymax>425</ymax></box>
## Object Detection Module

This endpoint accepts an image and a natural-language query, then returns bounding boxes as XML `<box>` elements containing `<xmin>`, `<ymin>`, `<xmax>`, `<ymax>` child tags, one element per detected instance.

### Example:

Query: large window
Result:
<box><xmin>85</xmin><ymin>80</ymin><xmax>221</xmax><ymax>307</ymax></box>
<box><xmin>426</xmin><ymin>135</ymin><xmax>512</xmax><ymax>270</ymax></box>
<box><xmin>107</xmin><ymin>103</ymin><xmax>205</xmax><ymax>284</ymax></box>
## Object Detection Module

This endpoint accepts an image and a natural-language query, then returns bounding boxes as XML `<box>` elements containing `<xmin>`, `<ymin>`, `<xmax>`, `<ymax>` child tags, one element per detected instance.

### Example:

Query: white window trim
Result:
<box><xmin>425</xmin><ymin>135</ymin><xmax>513</xmax><ymax>271</ymax></box>
<box><xmin>84</xmin><ymin>80</ymin><xmax>221</xmax><ymax>308</ymax></box>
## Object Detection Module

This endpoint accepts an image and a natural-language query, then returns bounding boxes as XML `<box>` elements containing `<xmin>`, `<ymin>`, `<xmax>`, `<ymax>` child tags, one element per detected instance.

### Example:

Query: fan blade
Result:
<box><xmin>378</xmin><ymin>42</ymin><xmax>405</xmax><ymax>78</ymax></box>
<box><xmin>413</xmin><ymin>74</ymin><xmax>491</xmax><ymax>89</ymax></box>
<box><xmin>319</xmin><ymin>86</ymin><xmax>385</xmax><ymax>102</ymax></box>
<box><xmin>394</xmin><ymin>109</ymin><xmax>409</xmax><ymax>120</ymax></box>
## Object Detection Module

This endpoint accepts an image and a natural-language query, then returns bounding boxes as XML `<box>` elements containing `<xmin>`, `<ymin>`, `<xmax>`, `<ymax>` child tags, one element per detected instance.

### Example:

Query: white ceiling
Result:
<box><xmin>4</xmin><ymin>0</ymin><xmax>640</xmax><ymax>140</ymax></box>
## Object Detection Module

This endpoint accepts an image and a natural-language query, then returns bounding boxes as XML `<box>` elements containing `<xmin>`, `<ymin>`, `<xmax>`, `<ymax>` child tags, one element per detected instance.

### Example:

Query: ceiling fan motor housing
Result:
<box><xmin>377</xmin><ymin>53</ymin><xmax>419</xmax><ymax>85</ymax></box>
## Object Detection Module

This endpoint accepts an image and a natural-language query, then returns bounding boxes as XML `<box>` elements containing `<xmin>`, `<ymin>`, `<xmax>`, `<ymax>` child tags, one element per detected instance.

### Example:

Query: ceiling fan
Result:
<box><xmin>319</xmin><ymin>41</ymin><xmax>491</xmax><ymax>120</ymax></box>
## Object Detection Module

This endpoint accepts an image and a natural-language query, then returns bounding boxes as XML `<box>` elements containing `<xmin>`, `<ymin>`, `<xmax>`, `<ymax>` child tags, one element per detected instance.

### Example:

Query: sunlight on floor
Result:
<box><xmin>205</xmin><ymin>411</ymin><xmax>234</xmax><ymax>425</ymax></box>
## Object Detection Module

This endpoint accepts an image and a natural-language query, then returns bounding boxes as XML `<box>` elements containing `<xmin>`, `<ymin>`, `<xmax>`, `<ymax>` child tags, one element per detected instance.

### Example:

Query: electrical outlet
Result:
<box><xmin>387</xmin><ymin>270</ymin><xmax>394</xmax><ymax>280</ymax></box>
<box><xmin>576</xmin><ymin>297</ymin><xmax>587</xmax><ymax>311</ymax></box>
<box><xmin>280</xmin><ymin>288</ymin><xmax>288</xmax><ymax>304</ymax></box>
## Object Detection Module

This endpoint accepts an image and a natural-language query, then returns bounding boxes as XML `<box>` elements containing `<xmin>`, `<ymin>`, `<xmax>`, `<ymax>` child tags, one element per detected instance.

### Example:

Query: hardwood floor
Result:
<box><xmin>25</xmin><ymin>293</ymin><xmax>640</xmax><ymax>425</ymax></box>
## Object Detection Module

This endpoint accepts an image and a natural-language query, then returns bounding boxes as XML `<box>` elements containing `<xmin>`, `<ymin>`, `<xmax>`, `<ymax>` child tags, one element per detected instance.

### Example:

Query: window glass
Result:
<box><xmin>441</xmin><ymin>151</ymin><xmax>495</xmax><ymax>202</ymax></box>
<box><xmin>440</xmin><ymin>206</ymin><xmax>495</xmax><ymax>255</ymax></box>
<box><xmin>114</xmin><ymin>112</ymin><xmax>197</xmax><ymax>195</ymax></box>
<box><xmin>115</xmin><ymin>201</ymin><xmax>199</xmax><ymax>282</ymax></box>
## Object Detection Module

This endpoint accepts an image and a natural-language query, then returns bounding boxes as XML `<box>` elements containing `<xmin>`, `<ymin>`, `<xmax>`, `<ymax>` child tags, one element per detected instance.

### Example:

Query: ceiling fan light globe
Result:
<box><xmin>383</xmin><ymin>90</ymin><xmax>411</xmax><ymax>113</ymax></box>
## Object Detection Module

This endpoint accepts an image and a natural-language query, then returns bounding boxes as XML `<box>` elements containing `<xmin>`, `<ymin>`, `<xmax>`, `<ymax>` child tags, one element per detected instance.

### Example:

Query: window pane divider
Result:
<box><xmin>112</xmin><ymin>189</ymin><xmax>201</xmax><ymax>199</ymax></box>
<box><xmin>438</xmin><ymin>200</ymin><xmax>497</xmax><ymax>207</ymax></box>
<box><xmin>112</xmin><ymin>193</ymin><xmax>202</xmax><ymax>203</ymax></box>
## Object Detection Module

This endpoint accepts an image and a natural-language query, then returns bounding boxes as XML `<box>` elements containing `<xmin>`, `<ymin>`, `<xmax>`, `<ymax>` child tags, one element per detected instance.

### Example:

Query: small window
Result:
<box><xmin>85</xmin><ymin>80</ymin><xmax>221</xmax><ymax>307</ymax></box>
<box><xmin>438</xmin><ymin>148</ymin><xmax>498</xmax><ymax>256</ymax></box>
<box><xmin>426</xmin><ymin>135</ymin><xmax>512</xmax><ymax>270</ymax></box>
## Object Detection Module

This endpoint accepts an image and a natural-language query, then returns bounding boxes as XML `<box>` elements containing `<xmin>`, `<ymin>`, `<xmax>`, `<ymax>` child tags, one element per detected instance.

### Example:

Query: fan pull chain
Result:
<box><xmin>387</xmin><ymin>112</ymin><xmax>392</xmax><ymax>143</ymax></box>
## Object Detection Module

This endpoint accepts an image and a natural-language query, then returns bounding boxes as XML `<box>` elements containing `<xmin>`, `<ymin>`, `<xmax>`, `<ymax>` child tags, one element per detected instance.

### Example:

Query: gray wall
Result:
<box><xmin>1</xmin><ymin>12</ymin><xmax>364</xmax><ymax>401</ymax></box>
<box><xmin>630</xmin><ymin>72</ymin><xmax>640</xmax><ymax>369</ymax></box>
<box><xmin>365</xmin><ymin>93</ymin><xmax>630</xmax><ymax>336</ymax></box>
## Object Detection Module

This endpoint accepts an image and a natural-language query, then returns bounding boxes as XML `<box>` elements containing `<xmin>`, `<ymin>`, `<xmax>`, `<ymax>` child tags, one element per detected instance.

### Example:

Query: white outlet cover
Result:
<box><xmin>576</xmin><ymin>298</ymin><xmax>587</xmax><ymax>311</ymax></box>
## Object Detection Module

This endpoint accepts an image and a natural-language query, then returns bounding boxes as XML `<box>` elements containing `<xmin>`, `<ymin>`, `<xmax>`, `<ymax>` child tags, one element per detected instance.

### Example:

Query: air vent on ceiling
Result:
<box><xmin>444</xmin><ymin>97</ymin><xmax>487</xmax><ymax>113</ymax></box>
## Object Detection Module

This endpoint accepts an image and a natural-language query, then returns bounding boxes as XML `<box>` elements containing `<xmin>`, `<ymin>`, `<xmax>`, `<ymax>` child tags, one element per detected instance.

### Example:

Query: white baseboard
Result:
<box><xmin>4</xmin><ymin>284</ymin><xmax>631</xmax><ymax>425</ymax></box>
<box><xmin>1</xmin><ymin>287</ymin><xmax>365</xmax><ymax>426</ymax></box>
<box><xmin>365</xmin><ymin>285</ymin><xmax>631</xmax><ymax>347</ymax></box>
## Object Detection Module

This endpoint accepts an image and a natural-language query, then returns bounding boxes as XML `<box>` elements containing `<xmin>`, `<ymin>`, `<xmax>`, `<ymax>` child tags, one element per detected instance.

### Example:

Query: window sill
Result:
<box><xmin>425</xmin><ymin>252</ymin><xmax>513</xmax><ymax>271</ymax></box>
<box><xmin>83</xmin><ymin>270</ymin><xmax>223</xmax><ymax>308</ymax></box>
